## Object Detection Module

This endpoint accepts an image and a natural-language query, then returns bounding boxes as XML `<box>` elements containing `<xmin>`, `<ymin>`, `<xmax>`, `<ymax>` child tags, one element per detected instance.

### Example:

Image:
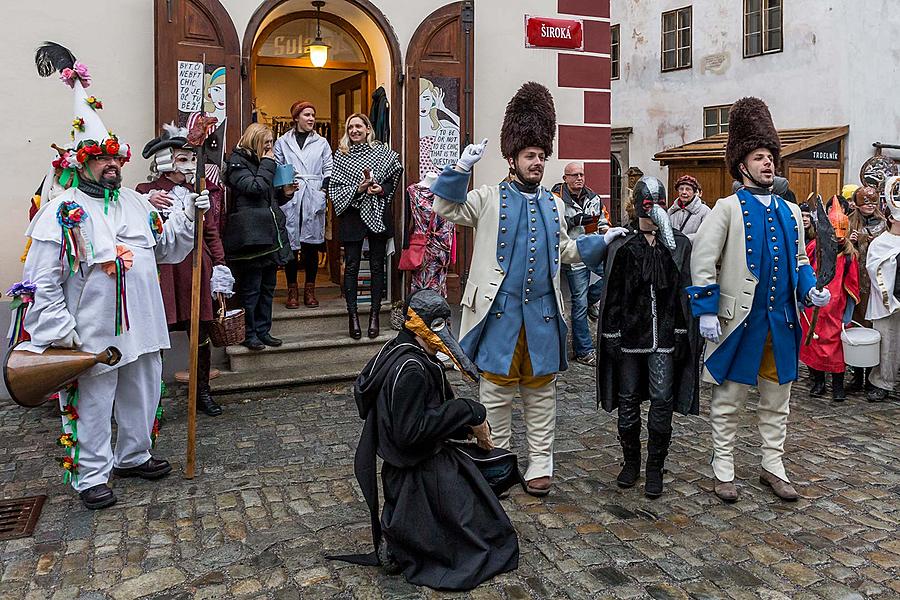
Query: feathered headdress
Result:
<box><xmin>35</xmin><ymin>41</ymin><xmax>130</xmax><ymax>175</ymax></box>
<box><xmin>724</xmin><ymin>97</ymin><xmax>780</xmax><ymax>182</ymax></box>
<box><xmin>500</xmin><ymin>82</ymin><xmax>556</xmax><ymax>160</ymax></box>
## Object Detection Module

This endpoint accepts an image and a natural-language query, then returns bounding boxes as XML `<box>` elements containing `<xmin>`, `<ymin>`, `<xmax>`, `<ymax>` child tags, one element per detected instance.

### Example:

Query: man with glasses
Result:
<box><xmin>551</xmin><ymin>162</ymin><xmax>608</xmax><ymax>366</ymax></box>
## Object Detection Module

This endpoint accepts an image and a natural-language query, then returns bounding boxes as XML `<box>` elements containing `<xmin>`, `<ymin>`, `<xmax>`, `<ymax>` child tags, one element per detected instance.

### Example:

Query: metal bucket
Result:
<box><xmin>841</xmin><ymin>323</ymin><xmax>881</xmax><ymax>368</ymax></box>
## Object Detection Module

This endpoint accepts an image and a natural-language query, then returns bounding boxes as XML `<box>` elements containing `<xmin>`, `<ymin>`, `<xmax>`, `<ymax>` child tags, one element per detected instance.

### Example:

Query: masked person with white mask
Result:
<box><xmin>137</xmin><ymin>123</ymin><xmax>233</xmax><ymax>417</ymax></box>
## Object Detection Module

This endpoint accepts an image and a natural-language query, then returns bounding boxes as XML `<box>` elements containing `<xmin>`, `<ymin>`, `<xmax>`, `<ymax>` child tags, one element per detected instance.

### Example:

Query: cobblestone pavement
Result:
<box><xmin>1</xmin><ymin>360</ymin><xmax>898</xmax><ymax>600</ymax></box>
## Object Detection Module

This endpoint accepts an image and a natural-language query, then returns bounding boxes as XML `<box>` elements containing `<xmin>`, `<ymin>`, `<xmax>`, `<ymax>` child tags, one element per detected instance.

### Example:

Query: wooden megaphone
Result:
<box><xmin>3</xmin><ymin>345</ymin><xmax>122</xmax><ymax>407</ymax></box>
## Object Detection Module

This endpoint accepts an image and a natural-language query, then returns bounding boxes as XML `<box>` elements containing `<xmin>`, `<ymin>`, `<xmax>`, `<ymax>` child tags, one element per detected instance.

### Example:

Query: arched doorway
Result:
<box><xmin>243</xmin><ymin>0</ymin><xmax>403</xmax><ymax>296</ymax></box>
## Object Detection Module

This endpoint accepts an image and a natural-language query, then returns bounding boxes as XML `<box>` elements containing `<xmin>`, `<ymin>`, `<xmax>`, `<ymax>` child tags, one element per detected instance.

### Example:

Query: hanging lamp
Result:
<box><xmin>308</xmin><ymin>1</ymin><xmax>330</xmax><ymax>68</ymax></box>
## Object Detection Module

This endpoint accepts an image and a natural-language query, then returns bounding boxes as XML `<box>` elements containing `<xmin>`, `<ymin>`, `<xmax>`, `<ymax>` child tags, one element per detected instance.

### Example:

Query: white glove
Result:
<box><xmin>699</xmin><ymin>314</ymin><xmax>722</xmax><ymax>343</ymax></box>
<box><xmin>456</xmin><ymin>138</ymin><xmax>489</xmax><ymax>172</ymax></box>
<box><xmin>808</xmin><ymin>287</ymin><xmax>831</xmax><ymax>307</ymax></box>
<box><xmin>603</xmin><ymin>227</ymin><xmax>628</xmax><ymax>244</ymax></box>
<box><xmin>52</xmin><ymin>330</ymin><xmax>82</xmax><ymax>349</ymax></box>
<box><xmin>183</xmin><ymin>189</ymin><xmax>211</xmax><ymax>221</ymax></box>
<box><xmin>210</xmin><ymin>265</ymin><xmax>235</xmax><ymax>298</ymax></box>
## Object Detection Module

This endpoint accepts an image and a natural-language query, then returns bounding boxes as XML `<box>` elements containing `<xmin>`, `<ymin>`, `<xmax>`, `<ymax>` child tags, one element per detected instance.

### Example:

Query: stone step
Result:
<box><xmin>225</xmin><ymin>330</ymin><xmax>393</xmax><ymax>371</ymax></box>
<box><xmin>269</xmin><ymin>299</ymin><xmax>392</xmax><ymax>337</ymax></box>
<box><xmin>210</xmin><ymin>362</ymin><xmax>361</xmax><ymax>394</ymax></box>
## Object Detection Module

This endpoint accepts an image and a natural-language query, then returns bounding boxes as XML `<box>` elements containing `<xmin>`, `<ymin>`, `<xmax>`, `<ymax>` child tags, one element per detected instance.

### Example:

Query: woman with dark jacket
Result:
<box><xmin>224</xmin><ymin>123</ymin><xmax>295</xmax><ymax>351</ymax></box>
<box><xmin>328</xmin><ymin>113</ymin><xmax>402</xmax><ymax>340</ymax></box>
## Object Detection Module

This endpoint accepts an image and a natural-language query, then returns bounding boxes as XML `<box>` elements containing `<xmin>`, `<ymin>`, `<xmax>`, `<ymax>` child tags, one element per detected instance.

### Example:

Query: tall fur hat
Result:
<box><xmin>724</xmin><ymin>97</ymin><xmax>780</xmax><ymax>181</ymax></box>
<box><xmin>500</xmin><ymin>82</ymin><xmax>556</xmax><ymax>160</ymax></box>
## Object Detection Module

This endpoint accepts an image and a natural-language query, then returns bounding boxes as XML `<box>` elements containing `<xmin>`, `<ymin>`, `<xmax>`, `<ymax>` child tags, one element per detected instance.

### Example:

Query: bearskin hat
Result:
<box><xmin>500</xmin><ymin>82</ymin><xmax>556</xmax><ymax>160</ymax></box>
<box><xmin>724</xmin><ymin>97</ymin><xmax>780</xmax><ymax>182</ymax></box>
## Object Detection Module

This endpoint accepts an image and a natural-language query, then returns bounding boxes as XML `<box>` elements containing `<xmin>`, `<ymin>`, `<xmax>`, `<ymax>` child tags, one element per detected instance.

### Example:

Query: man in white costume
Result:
<box><xmin>22</xmin><ymin>43</ymin><xmax>208</xmax><ymax>509</ymax></box>
<box><xmin>865</xmin><ymin>177</ymin><xmax>900</xmax><ymax>402</ymax></box>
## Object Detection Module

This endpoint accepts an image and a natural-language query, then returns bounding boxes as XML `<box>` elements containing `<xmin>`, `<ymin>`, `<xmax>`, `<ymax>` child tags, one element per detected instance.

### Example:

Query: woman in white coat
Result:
<box><xmin>274</xmin><ymin>100</ymin><xmax>333</xmax><ymax>308</ymax></box>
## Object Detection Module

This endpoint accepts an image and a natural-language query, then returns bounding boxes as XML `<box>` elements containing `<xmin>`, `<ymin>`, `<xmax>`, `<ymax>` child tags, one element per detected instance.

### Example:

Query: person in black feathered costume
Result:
<box><xmin>596</xmin><ymin>176</ymin><xmax>701</xmax><ymax>498</ymax></box>
<box><xmin>330</xmin><ymin>289</ymin><xmax>519</xmax><ymax>591</ymax></box>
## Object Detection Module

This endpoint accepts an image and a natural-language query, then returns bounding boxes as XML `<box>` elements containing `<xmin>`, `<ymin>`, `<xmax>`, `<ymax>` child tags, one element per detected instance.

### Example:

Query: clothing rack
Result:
<box><xmin>268</xmin><ymin>117</ymin><xmax>332</xmax><ymax>142</ymax></box>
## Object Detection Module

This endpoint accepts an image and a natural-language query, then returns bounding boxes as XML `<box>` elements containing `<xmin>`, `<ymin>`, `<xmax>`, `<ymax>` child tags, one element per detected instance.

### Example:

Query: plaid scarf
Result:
<box><xmin>329</xmin><ymin>142</ymin><xmax>402</xmax><ymax>234</ymax></box>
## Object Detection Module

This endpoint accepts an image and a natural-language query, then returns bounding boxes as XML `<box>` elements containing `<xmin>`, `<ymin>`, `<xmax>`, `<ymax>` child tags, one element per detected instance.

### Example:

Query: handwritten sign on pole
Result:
<box><xmin>178</xmin><ymin>61</ymin><xmax>204</xmax><ymax>113</ymax></box>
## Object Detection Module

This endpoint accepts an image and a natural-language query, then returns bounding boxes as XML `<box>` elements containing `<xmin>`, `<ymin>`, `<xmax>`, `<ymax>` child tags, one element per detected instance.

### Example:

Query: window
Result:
<box><xmin>704</xmin><ymin>104</ymin><xmax>732</xmax><ymax>137</ymax></box>
<box><xmin>611</xmin><ymin>24</ymin><xmax>620</xmax><ymax>80</ymax></box>
<box><xmin>744</xmin><ymin>0</ymin><xmax>783</xmax><ymax>57</ymax></box>
<box><xmin>661</xmin><ymin>6</ymin><xmax>692</xmax><ymax>71</ymax></box>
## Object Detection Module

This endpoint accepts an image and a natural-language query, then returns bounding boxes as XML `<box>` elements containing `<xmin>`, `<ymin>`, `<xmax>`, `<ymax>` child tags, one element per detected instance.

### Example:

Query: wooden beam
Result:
<box><xmin>256</xmin><ymin>56</ymin><xmax>369</xmax><ymax>70</ymax></box>
<box><xmin>782</xmin><ymin>125</ymin><xmax>850</xmax><ymax>157</ymax></box>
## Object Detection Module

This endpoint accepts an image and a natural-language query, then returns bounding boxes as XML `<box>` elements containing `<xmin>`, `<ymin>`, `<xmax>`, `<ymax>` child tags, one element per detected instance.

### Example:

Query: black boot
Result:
<box><xmin>616</xmin><ymin>426</ymin><xmax>641</xmax><ymax>488</ymax></box>
<box><xmin>367</xmin><ymin>307</ymin><xmax>380</xmax><ymax>339</ymax></box>
<box><xmin>196</xmin><ymin>343</ymin><xmax>222</xmax><ymax>416</ymax></box>
<box><xmin>832</xmin><ymin>372</ymin><xmax>846</xmax><ymax>402</ymax></box>
<box><xmin>348</xmin><ymin>311</ymin><xmax>362</xmax><ymax>339</ymax></box>
<box><xmin>846</xmin><ymin>367</ymin><xmax>864</xmax><ymax>394</ymax></box>
<box><xmin>809</xmin><ymin>368</ymin><xmax>826</xmax><ymax>397</ymax></box>
<box><xmin>645</xmin><ymin>429</ymin><xmax>671</xmax><ymax>499</ymax></box>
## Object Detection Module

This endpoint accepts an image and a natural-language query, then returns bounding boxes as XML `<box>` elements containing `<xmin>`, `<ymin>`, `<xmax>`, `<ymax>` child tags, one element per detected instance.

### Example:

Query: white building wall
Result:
<box><xmin>610</xmin><ymin>0</ymin><xmax>898</xmax><ymax>187</ymax></box>
<box><xmin>0</xmin><ymin>0</ymin><xmax>581</xmax><ymax>288</ymax></box>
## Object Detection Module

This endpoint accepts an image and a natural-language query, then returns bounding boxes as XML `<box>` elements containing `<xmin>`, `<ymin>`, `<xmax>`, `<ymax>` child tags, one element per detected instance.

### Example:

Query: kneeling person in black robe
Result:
<box><xmin>333</xmin><ymin>289</ymin><xmax>519</xmax><ymax>590</ymax></box>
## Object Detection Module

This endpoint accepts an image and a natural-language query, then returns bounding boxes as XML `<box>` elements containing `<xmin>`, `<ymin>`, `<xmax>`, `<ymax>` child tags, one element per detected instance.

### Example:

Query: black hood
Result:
<box><xmin>353</xmin><ymin>331</ymin><xmax>423</xmax><ymax>419</ymax></box>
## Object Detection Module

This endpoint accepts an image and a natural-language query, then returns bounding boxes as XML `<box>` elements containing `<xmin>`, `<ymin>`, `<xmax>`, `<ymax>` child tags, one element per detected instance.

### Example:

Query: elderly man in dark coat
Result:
<box><xmin>596</xmin><ymin>176</ymin><xmax>701</xmax><ymax>499</ymax></box>
<box><xmin>136</xmin><ymin>123</ymin><xmax>231</xmax><ymax>416</ymax></box>
<box><xmin>331</xmin><ymin>289</ymin><xmax>519</xmax><ymax>591</ymax></box>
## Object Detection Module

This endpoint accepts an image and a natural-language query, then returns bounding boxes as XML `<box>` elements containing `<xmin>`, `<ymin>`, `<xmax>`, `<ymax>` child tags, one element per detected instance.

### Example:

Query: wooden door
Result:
<box><xmin>154</xmin><ymin>0</ymin><xmax>241</xmax><ymax>169</ymax></box>
<box><xmin>326</xmin><ymin>72</ymin><xmax>369</xmax><ymax>285</ymax></box>
<box><xmin>330</xmin><ymin>73</ymin><xmax>368</xmax><ymax>147</ymax></box>
<box><xmin>406</xmin><ymin>1</ymin><xmax>474</xmax><ymax>303</ymax></box>
<box><xmin>787</xmin><ymin>166</ymin><xmax>814</xmax><ymax>203</ymax></box>
<box><xmin>816</xmin><ymin>168</ymin><xmax>842</xmax><ymax>199</ymax></box>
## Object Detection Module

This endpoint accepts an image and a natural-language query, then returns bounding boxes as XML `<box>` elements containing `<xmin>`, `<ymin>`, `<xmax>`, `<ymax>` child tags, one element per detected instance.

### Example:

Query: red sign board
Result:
<box><xmin>525</xmin><ymin>15</ymin><xmax>584</xmax><ymax>51</ymax></box>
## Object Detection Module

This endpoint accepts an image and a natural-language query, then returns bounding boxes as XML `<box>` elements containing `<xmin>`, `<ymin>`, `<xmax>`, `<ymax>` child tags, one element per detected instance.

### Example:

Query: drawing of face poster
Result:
<box><xmin>418</xmin><ymin>76</ymin><xmax>461</xmax><ymax>180</ymax></box>
<box><xmin>178</xmin><ymin>64</ymin><xmax>227</xmax><ymax>168</ymax></box>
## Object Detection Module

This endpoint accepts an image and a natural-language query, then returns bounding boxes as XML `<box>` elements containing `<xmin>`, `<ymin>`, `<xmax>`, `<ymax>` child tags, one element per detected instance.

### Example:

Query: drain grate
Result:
<box><xmin>0</xmin><ymin>495</ymin><xmax>46</xmax><ymax>541</ymax></box>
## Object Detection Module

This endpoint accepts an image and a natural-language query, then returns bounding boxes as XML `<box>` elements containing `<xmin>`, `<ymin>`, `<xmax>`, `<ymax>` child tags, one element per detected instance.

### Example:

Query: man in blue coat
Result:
<box><xmin>687</xmin><ymin>98</ymin><xmax>831</xmax><ymax>503</ymax></box>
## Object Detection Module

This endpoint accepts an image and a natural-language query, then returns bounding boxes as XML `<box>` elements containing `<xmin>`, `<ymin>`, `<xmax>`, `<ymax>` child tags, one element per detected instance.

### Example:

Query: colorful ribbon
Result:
<box><xmin>103</xmin><ymin>187</ymin><xmax>120</xmax><ymax>215</ymax></box>
<box><xmin>151</xmin><ymin>401</ymin><xmax>164</xmax><ymax>449</ymax></box>
<box><xmin>59</xmin><ymin>383</ymin><xmax>80</xmax><ymax>485</ymax></box>
<box><xmin>114</xmin><ymin>256</ymin><xmax>130</xmax><ymax>336</ymax></box>
<box><xmin>6</xmin><ymin>281</ymin><xmax>36</xmax><ymax>347</ymax></box>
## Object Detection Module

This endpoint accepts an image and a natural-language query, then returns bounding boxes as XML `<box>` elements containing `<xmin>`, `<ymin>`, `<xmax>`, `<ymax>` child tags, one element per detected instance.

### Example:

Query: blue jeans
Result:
<box><xmin>563</xmin><ymin>265</ymin><xmax>604</xmax><ymax>357</ymax></box>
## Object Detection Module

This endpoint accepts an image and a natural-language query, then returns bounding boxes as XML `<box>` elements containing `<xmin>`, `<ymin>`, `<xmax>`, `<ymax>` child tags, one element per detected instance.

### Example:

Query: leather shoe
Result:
<box><xmin>714</xmin><ymin>478</ymin><xmax>739</xmax><ymax>503</ymax></box>
<box><xmin>259</xmin><ymin>333</ymin><xmax>282</xmax><ymax>347</ymax></box>
<box><xmin>79</xmin><ymin>483</ymin><xmax>117</xmax><ymax>510</ymax></box>
<box><xmin>197</xmin><ymin>389</ymin><xmax>223</xmax><ymax>416</ymax></box>
<box><xmin>113</xmin><ymin>457</ymin><xmax>172</xmax><ymax>480</ymax></box>
<box><xmin>525</xmin><ymin>476</ymin><xmax>552</xmax><ymax>497</ymax></box>
<box><xmin>759</xmin><ymin>469</ymin><xmax>799</xmax><ymax>501</ymax></box>
<box><xmin>242</xmin><ymin>338</ymin><xmax>265</xmax><ymax>351</ymax></box>
<box><xmin>348</xmin><ymin>312</ymin><xmax>362</xmax><ymax>339</ymax></box>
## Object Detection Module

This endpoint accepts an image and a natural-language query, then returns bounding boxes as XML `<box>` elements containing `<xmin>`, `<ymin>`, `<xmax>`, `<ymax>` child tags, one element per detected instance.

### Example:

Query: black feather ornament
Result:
<box><xmin>35</xmin><ymin>41</ymin><xmax>77</xmax><ymax>77</ymax></box>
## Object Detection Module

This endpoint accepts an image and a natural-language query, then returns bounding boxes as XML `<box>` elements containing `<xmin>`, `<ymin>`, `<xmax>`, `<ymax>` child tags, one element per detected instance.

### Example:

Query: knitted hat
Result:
<box><xmin>34</xmin><ymin>42</ymin><xmax>130</xmax><ymax>173</ymax></box>
<box><xmin>674</xmin><ymin>174</ymin><xmax>701</xmax><ymax>192</ymax></box>
<box><xmin>724</xmin><ymin>97</ymin><xmax>780</xmax><ymax>182</ymax></box>
<box><xmin>500</xmin><ymin>82</ymin><xmax>556</xmax><ymax>159</ymax></box>
<box><xmin>290</xmin><ymin>100</ymin><xmax>316</xmax><ymax>119</ymax></box>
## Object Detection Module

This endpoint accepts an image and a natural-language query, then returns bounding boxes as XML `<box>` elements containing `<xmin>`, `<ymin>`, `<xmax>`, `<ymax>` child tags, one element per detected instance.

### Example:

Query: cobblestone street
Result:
<box><xmin>1</xmin><ymin>361</ymin><xmax>898</xmax><ymax>600</ymax></box>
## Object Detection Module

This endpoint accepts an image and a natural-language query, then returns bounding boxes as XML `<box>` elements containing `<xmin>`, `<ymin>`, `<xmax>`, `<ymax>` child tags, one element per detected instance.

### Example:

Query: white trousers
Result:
<box><xmin>869</xmin><ymin>312</ymin><xmax>900</xmax><ymax>392</ymax></box>
<box><xmin>479</xmin><ymin>377</ymin><xmax>557</xmax><ymax>480</ymax></box>
<box><xmin>709</xmin><ymin>378</ymin><xmax>791</xmax><ymax>482</ymax></box>
<box><xmin>59</xmin><ymin>352</ymin><xmax>162</xmax><ymax>492</ymax></box>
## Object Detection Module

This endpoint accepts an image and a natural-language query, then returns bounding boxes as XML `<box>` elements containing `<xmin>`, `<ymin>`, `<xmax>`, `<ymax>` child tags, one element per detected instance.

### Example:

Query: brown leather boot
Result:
<box><xmin>303</xmin><ymin>283</ymin><xmax>319</xmax><ymax>308</ymax></box>
<box><xmin>285</xmin><ymin>284</ymin><xmax>300</xmax><ymax>309</ymax></box>
<box><xmin>759</xmin><ymin>469</ymin><xmax>799</xmax><ymax>501</ymax></box>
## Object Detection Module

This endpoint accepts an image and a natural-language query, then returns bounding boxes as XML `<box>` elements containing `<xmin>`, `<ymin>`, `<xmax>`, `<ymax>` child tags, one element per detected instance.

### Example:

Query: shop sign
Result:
<box><xmin>793</xmin><ymin>140</ymin><xmax>841</xmax><ymax>163</ymax></box>
<box><xmin>525</xmin><ymin>16</ymin><xmax>584</xmax><ymax>51</ymax></box>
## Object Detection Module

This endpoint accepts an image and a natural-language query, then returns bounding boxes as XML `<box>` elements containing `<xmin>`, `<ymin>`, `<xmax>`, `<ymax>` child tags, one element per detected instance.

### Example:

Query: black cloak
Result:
<box><xmin>595</xmin><ymin>229</ymin><xmax>702</xmax><ymax>416</ymax></box>
<box><xmin>335</xmin><ymin>330</ymin><xmax>519</xmax><ymax>591</ymax></box>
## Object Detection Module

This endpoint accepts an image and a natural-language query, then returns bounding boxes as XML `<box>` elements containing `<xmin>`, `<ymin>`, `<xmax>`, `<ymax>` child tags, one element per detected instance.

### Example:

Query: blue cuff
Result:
<box><xmin>575</xmin><ymin>235</ymin><xmax>607</xmax><ymax>271</ymax></box>
<box><xmin>431</xmin><ymin>165</ymin><xmax>471</xmax><ymax>204</ymax></box>
<box><xmin>686</xmin><ymin>284</ymin><xmax>720</xmax><ymax>317</ymax></box>
<box><xmin>843</xmin><ymin>298</ymin><xmax>856</xmax><ymax>324</ymax></box>
<box><xmin>797</xmin><ymin>264</ymin><xmax>816</xmax><ymax>306</ymax></box>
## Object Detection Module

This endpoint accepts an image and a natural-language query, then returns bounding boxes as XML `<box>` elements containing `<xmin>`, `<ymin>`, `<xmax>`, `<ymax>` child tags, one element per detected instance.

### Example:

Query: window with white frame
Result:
<box><xmin>661</xmin><ymin>6</ymin><xmax>692</xmax><ymax>72</ymax></box>
<box><xmin>744</xmin><ymin>0</ymin><xmax>783</xmax><ymax>57</ymax></box>
<box><xmin>704</xmin><ymin>104</ymin><xmax>732</xmax><ymax>138</ymax></box>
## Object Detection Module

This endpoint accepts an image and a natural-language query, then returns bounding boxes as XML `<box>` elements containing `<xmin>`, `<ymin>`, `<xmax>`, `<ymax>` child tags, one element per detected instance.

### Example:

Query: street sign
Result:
<box><xmin>525</xmin><ymin>15</ymin><xmax>584</xmax><ymax>51</ymax></box>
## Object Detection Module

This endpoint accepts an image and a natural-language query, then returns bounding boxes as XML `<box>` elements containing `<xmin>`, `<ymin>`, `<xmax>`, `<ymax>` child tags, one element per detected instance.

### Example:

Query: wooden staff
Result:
<box><xmin>185</xmin><ymin>54</ymin><xmax>209</xmax><ymax>479</ymax></box>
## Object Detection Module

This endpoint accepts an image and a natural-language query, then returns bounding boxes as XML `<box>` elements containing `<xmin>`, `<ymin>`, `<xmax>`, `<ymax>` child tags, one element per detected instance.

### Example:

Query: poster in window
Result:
<box><xmin>177</xmin><ymin>65</ymin><xmax>227</xmax><ymax>170</ymax></box>
<box><xmin>418</xmin><ymin>76</ymin><xmax>461</xmax><ymax>180</ymax></box>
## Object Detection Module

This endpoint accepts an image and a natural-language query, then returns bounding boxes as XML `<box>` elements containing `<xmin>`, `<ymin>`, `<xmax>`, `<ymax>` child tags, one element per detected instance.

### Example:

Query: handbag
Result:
<box><xmin>398</xmin><ymin>210</ymin><xmax>436</xmax><ymax>271</ymax></box>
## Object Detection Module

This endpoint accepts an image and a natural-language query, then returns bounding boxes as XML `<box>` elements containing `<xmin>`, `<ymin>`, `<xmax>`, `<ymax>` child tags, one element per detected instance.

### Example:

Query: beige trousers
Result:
<box><xmin>709</xmin><ymin>378</ymin><xmax>791</xmax><ymax>482</ymax></box>
<box><xmin>869</xmin><ymin>312</ymin><xmax>900</xmax><ymax>392</ymax></box>
<box><xmin>479</xmin><ymin>377</ymin><xmax>557</xmax><ymax>480</ymax></box>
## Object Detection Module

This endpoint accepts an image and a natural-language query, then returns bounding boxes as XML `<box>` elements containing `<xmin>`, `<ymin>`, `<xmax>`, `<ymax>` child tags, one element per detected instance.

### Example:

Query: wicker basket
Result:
<box><xmin>208</xmin><ymin>293</ymin><xmax>246</xmax><ymax>347</ymax></box>
<box><xmin>390</xmin><ymin>301</ymin><xmax>406</xmax><ymax>331</ymax></box>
